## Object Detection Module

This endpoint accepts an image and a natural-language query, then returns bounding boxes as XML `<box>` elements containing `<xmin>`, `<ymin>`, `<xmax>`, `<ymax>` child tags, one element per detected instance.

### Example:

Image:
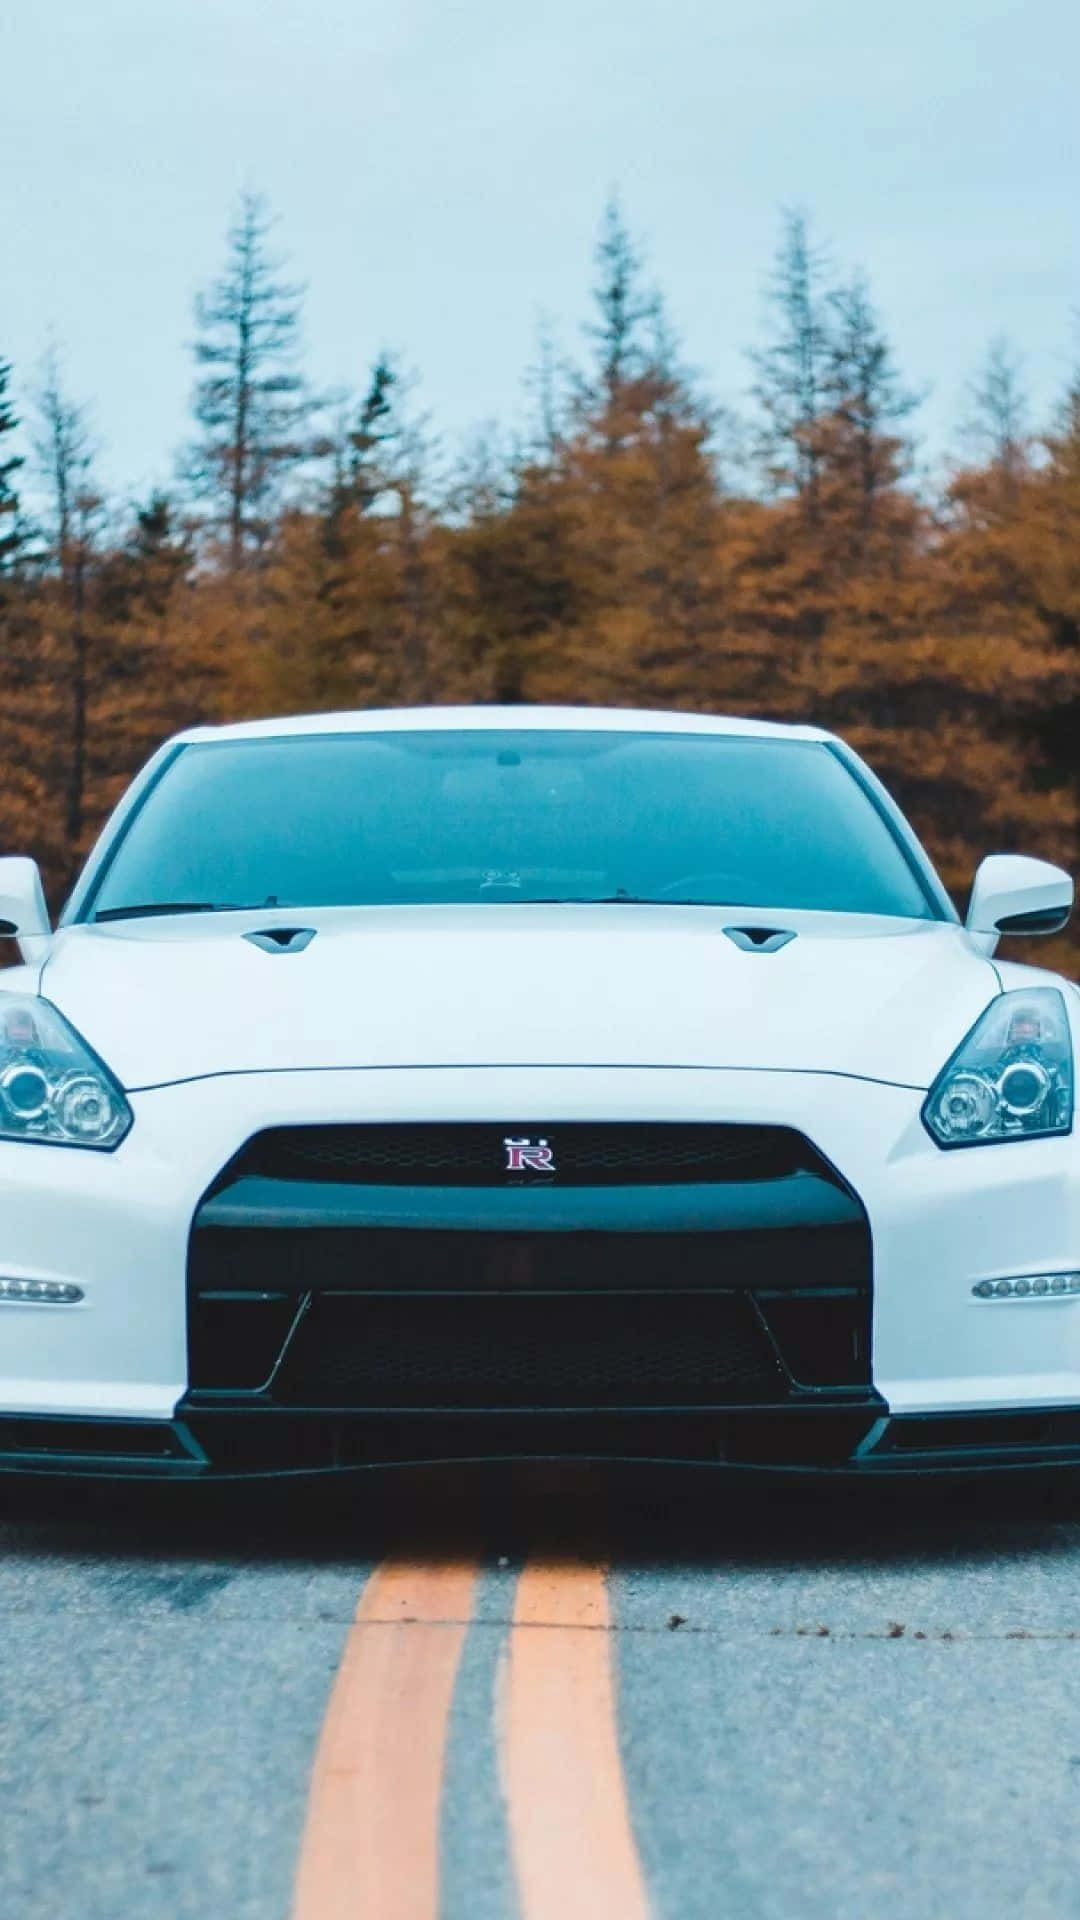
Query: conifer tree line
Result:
<box><xmin>2</xmin><ymin>191</ymin><xmax>1079</xmax><ymax>961</ymax></box>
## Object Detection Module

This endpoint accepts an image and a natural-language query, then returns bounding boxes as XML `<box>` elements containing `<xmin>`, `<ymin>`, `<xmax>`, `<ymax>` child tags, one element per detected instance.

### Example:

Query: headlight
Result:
<box><xmin>0</xmin><ymin>995</ymin><xmax>132</xmax><ymax>1149</ymax></box>
<box><xmin>923</xmin><ymin>987</ymin><xmax>1074</xmax><ymax>1148</ymax></box>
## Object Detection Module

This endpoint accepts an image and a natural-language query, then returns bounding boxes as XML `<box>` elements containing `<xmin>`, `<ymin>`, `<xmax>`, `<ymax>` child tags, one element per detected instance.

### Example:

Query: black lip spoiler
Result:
<box><xmin>5</xmin><ymin>1407</ymin><xmax>1080</xmax><ymax>1480</ymax></box>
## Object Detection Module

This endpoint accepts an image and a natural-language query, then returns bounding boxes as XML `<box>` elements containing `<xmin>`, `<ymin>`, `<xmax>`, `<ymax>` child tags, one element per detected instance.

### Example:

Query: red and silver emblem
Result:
<box><xmin>503</xmin><ymin>1136</ymin><xmax>556</xmax><ymax>1174</ymax></box>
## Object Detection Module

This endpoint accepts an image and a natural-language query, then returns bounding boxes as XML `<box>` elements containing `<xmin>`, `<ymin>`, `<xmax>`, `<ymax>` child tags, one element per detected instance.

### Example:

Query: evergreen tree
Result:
<box><xmin>35</xmin><ymin>350</ymin><xmax>96</xmax><ymax>564</ymax></box>
<box><xmin>0</xmin><ymin>358</ymin><xmax>24</xmax><ymax>574</ymax></box>
<box><xmin>1000</xmin><ymin>365</ymin><xmax>1080</xmax><ymax>867</ymax></box>
<box><xmin>964</xmin><ymin>336</ymin><xmax>1030</xmax><ymax>480</ymax></box>
<box><xmin>750</xmin><ymin>210</ymin><xmax>830</xmax><ymax>508</ymax></box>
<box><xmin>349</xmin><ymin>356</ymin><xmax>398</xmax><ymax>503</ymax></box>
<box><xmin>523</xmin><ymin>315</ymin><xmax>565</xmax><ymax>461</ymax></box>
<box><xmin>374</xmin><ymin>373</ymin><xmax>436</xmax><ymax>703</ymax></box>
<box><xmin>324</xmin><ymin>355</ymin><xmax>399</xmax><ymax>528</ymax></box>
<box><xmin>33</xmin><ymin>353</ymin><xmax>102</xmax><ymax>870</ymax></box>
<box><xmin>187</xmin><ymin>192</ymin><xmax>313</xmax><ymax>568</ymax></box>
<box><xmin>582</xmin><ymin>197</ymin><xmax>658</xmax><ymax>452</ymax></box>
<box><xmin>261</xmin><ymin>362</ymin><xmax>441</xmax><ymax>711</ymax></box>
<box><xmin>822</xmin><ymin>272</ymin><xmax>921</xmax><ymax>535</ymax></box>
<box><xmin>97</xmin><ymin>492</ymin><xmax>191</xmax><ymax>622</ymax></box>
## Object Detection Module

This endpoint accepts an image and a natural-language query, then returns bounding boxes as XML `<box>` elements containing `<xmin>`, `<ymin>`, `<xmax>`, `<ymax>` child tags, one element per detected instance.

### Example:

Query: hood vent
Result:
<box><xmin>244</xmin><ymin>927</ymin><xmax>317</xmax><ymax>955</ymax></box>
<box><xmin>723</xmin><ymin>925</ymin><xmax>796</xmax><ymax>955</ymax></box>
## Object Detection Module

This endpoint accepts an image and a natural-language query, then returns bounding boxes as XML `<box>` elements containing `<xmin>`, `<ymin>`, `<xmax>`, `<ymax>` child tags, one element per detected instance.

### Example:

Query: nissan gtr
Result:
<box><xmin>0</xmin><ymin>705</ymin><xmax>1076</xmax><ymax>1479</ymax></box>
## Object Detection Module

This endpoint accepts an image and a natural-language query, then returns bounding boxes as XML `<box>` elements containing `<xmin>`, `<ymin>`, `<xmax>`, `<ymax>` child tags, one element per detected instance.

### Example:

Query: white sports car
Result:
<box><xmin>0</xmin><ymin>704</ymin><xmax>1076</xmax><ymax>1479</ymax></box>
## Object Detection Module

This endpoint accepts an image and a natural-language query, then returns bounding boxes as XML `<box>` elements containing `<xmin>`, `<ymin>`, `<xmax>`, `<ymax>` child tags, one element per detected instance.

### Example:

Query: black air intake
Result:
<box><xmin>220</xmin><ymin>1122</ymin><xmax>836</xmax><ymax>1189</ymax></box>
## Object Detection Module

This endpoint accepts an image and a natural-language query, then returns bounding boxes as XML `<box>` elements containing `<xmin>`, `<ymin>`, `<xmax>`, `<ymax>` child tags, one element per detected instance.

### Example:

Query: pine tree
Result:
<box><xmin>187</xmin><ymin>192</ymin><xmax>313</xmax><ymax>568</ymax></box>
<box><xmin>750</xmin><ymin>210</ymin><xmax>830</xmax><ymax>509</ymax></box>
<box><xmin>89</xmin><ymin>492</ymin><xmax>216</xmax><ymax>822</ymax></box>
<box><xmin>324</xmin><ymin>355</ymin><xmax>399</xmax><ymax>528</ymax></box>
<box><xmin>582</xmin><ymin>197</ymin><xmax>658</xmax><ymax>452</ymax></box>
<box><xmin>259</xmin><ymin>364</ymin><xmax>443</xmax><ymax>713</ymax></box>
<box><xmin>997</xmin><ymin>368</ymin><xmax>1080</xmax><ymax>871</ymax></box>
<box><xmin>375</xmin><ymin>374</ymin><xmax>436</xmax><ymax>703</ymax></box>
<box><xmin>965</xmin><ymin>336</ymin><xmax>1029</xmax><ymax>480</ymax></box>
<box><xmin>821</xmin><ymin>272</ymin><xmax>921</xmax><ymax>543</ymax></box>
<box><xmin>33</xmin><ymin>353</ymin><xmax>102</xmax><ymax>871</ymax></box>
<box><xmin>0</xmin><ymin>358</ymin><xmax>24</xmax><ymax>574</ymax></box>
<box><xmin>523</xmin><ymin>316</ymin><xmax>565</xmax><ymax>462</ymax></box>
<box><xmin>97</xmin><ymin>492</ymin><xmax>191</xmax><ymax>622</ymax></box>
<box><xmin>349</xmin><ymin>357</ymin><xmax>398</xmax><ymax>504</ymax></box>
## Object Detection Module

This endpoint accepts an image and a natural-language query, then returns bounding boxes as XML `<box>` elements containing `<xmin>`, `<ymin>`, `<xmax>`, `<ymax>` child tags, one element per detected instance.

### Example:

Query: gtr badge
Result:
<box><xmin>503</xmin><ymin>1136</ymin><xmax>556</xmax><ymax>1174</ymax></box>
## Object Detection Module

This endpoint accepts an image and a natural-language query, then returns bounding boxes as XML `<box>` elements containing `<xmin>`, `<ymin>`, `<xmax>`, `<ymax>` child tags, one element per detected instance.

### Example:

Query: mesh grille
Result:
<box><xmin>227</xmin><ymin>1123</ymin><xmax>831</xmax><ymax>1188</ymax></box>
<box><xmin>189</xmin><ymin>1222</ymin><xmax>869</xmax><ymax>1296</ymax></box>
<box><xmin>273</xmin><ymin>1292</ymin><xmax>784</xmax><ymax>1410</ymax></box>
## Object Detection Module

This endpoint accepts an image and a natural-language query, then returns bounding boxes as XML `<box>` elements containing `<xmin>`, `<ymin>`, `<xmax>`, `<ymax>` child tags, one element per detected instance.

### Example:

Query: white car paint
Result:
<box><xmin>0</xmin><ymin>704</ymin><xmax>1078</xmax><ymax>1448</ymax></box>
<box><xmin>41</xmin><ymin>906</ymin><xmax>995</xmax><ymax>1090</ymax></box>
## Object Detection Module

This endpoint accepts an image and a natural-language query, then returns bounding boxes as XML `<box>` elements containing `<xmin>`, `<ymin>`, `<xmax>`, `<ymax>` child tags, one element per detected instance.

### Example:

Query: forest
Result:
<box><xmin>1</xmin><ymin>195</ymin><xmax>1078</xmax><ymax>965</ymax></box>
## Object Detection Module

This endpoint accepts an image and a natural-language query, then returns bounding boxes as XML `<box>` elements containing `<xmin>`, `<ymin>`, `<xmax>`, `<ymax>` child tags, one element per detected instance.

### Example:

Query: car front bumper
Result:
<box><xmin>2</xmin><ymin>1065</ymin><xmax>1080</xmax><ymax>1476</ymax></box>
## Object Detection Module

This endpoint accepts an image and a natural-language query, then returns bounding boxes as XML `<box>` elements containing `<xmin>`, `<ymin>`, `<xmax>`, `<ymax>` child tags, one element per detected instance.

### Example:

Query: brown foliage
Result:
<box><xmin>1</xmin><ymin>280</ymin><xmax>1078</xmax><ymax>967</ymax></box>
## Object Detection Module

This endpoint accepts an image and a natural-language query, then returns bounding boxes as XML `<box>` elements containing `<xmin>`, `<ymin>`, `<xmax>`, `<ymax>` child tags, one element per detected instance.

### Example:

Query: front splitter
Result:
<box><xmin>3</xmin><ymin>1402</ymin><xmax>1080</xmax><ymax>1478</ymax></box>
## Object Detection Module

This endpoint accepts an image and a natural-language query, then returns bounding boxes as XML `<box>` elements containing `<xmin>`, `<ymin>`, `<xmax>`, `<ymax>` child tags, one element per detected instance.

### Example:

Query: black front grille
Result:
<box><xmin>187</xmin><ymin>1226</ymin><xmax>871</xmax><ymax>1400</ymax></box>
<box><xmin>271</xmin><ymin>1291</ymin><xmax>784</xmax><ymax>1410</ymax></box>
<box><xmin>224</xmin><ymin>1123</ymin><xmax>835</xmax><ymax>1189</ymax></box>
<box><xmin>191</xmin><ymin>1222</ymin><xmax>868</xmax><ymax>1295</ymax></box>
<box><xmin>189</xmin><ymin>1127</ymin><xmax>872</xmax><ymax>1414</ymax></box>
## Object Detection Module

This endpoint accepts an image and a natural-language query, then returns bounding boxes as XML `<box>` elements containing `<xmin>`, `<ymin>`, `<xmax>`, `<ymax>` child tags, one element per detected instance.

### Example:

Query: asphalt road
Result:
<box><xmin>3</xmin><ymin>1466</ymin><xmax>1080</xmax><ymax>1919</ymax></box>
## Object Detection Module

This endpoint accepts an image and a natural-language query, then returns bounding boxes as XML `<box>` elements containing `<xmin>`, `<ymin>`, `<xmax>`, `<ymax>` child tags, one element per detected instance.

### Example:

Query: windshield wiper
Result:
<box><xmin>524</xmin><ymin>894</ymin><xmax>707</xmax><ymax>906</ymax></box>
<box><xmin>93</xmin><ymin>902</ymin><xmax>243</xmax><ymax>922</ymax></box>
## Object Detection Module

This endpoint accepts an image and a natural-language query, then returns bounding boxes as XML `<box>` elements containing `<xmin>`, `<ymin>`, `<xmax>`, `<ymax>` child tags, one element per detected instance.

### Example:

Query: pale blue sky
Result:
<box><xmin>2</xmin><ymin>0</ymin><xmax>1077</xmax><ymax>500</ymax></box>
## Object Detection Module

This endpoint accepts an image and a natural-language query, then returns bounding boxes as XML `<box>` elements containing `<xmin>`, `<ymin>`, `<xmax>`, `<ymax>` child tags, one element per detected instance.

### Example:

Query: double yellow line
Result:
<box><xmin>293</xmin><ymin>1558</ymin><xmax>651</xmax><ymax>1919</ymax></box>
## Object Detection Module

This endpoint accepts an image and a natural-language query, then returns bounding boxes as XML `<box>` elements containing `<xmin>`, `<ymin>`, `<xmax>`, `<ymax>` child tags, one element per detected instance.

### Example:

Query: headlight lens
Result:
<box><xmin>0</xmin><ymin>995</ymin><xmax>131</xmax><ymax>1149</ymax></box>
<box><xmin>923</xmin><ymin>987</ymin><xmax>1074</xmax><ymax>1147</ymax></box>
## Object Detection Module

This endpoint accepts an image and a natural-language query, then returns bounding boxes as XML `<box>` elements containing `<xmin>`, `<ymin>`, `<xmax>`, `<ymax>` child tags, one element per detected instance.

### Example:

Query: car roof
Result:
<box><xmin>173</xmin><ymin>705</ymin><xmax>837</xmax><ymax>746</ymax></box>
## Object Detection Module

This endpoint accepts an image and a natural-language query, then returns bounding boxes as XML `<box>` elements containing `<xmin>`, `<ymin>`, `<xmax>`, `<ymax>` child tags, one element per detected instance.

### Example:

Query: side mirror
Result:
<box><xmin>966</xmin><ymin>854</ymin><xmax>1074</xmax><ymax>954</ymax></box>
<box><xmin>0</xmin><ymin>858</ymin><xmax>52</xmax><ymax>963</ymax></box>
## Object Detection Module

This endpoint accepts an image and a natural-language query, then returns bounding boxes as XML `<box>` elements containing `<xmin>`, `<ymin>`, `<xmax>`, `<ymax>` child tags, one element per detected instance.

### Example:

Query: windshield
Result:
<box><xmin>84</xmin><ymin>729</ymin><xmax>937</xmax><ymax>921</ymax></box>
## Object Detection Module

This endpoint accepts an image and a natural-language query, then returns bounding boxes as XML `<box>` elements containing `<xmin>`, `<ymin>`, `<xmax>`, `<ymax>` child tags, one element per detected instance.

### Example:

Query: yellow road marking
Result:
<box><xmin>293</xmin><ymin>1558</ymin><xmax>478</xmax><ymax>1920</ymax></box>
<box><xmin>502</xmin><ymin>1560</ymin><xmax>652</xmax><ymax>1920</ymax></box>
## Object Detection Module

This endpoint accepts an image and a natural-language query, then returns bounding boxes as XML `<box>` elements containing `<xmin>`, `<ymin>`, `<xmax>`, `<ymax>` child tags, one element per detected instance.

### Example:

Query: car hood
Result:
<box><xmin>38</xmin><ymin>904</ymin><xmax>995</xmax><ymax>1092</ymax></box>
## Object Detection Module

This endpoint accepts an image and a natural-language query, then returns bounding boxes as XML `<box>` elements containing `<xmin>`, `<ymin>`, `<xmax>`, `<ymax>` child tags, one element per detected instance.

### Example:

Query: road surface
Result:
<box><xmin>2</xmin><ymin>1466</ymin><xmax>1079</xmax><ymax>1918</ymax></box>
